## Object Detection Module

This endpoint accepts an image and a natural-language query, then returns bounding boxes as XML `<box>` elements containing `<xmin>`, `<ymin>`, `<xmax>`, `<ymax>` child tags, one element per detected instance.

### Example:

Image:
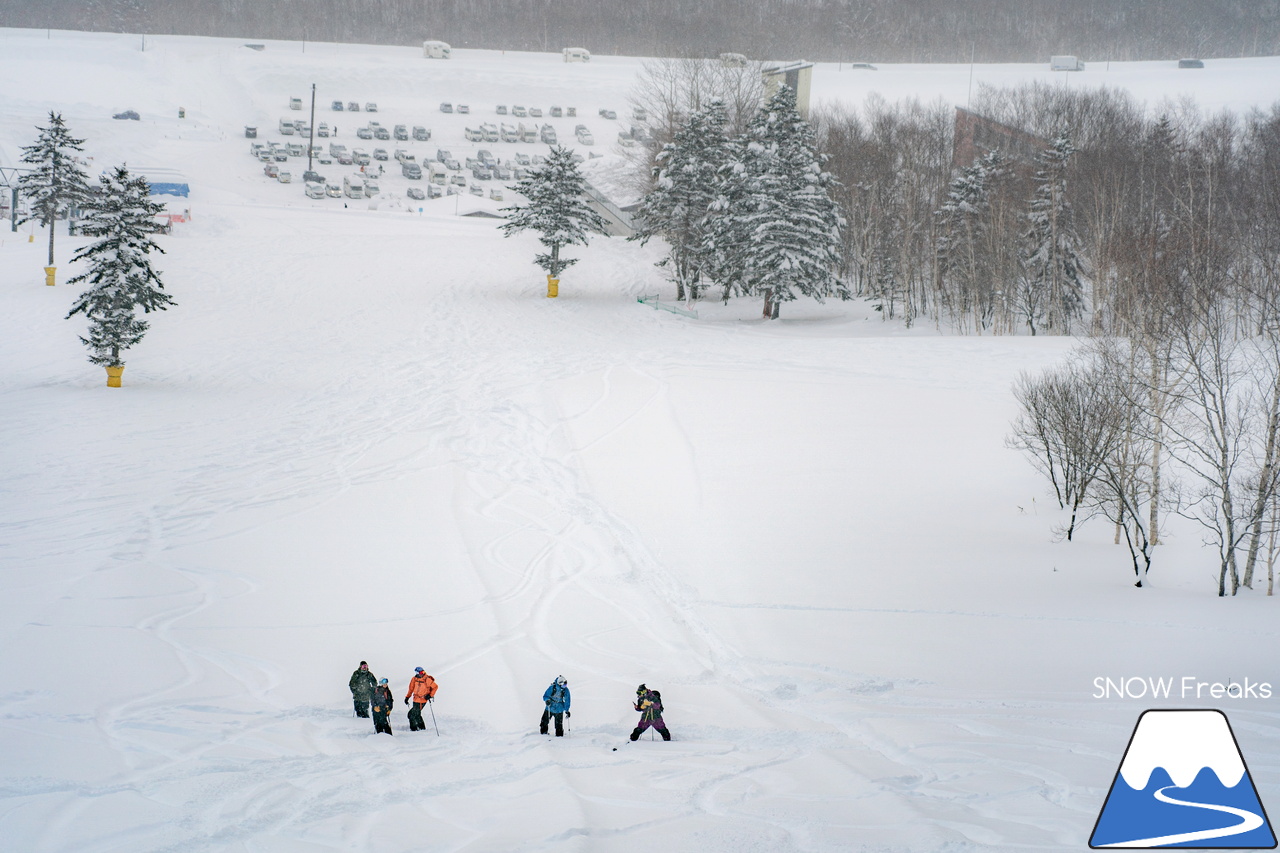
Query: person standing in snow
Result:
<box><xmin>349</xmin><ymin>661</ymin><xmax>376</xmax><ymax>718</ymax></box>
<box><xmin>630</xmin><ymin>684</ymin><xmax>671</xmax><ymax>741</ymax></box>
<box><xmin>540</xmin><ymin>675</ymin><xmax>571</xmax><ymax>737</ymax></box>
<box><xmin>371</xmin><ymin>678</ymin><xmax>394</xmax><ymax>735</ymax></box>
<box><xmin>404</xmin><ymin>667</ymin><xmax>438</xmax><ymax>731</ymax></box>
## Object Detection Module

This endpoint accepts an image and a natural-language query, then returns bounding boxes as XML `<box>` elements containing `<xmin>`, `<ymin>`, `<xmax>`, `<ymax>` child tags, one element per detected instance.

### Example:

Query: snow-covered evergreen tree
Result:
<box><xmin>631</xmin><ymin>99</ymin><xmax>731</xmax><ymax>302</ymax></box>
<box><xmin>703</xmin><ymin>86</ymin><xmax>847</xmax><ymax>319</ymax></box>
<box><xmin>1022</xmin><ymin>132</ymin><xmax>1087</xmax><ymax>334</ymax></box>
<box><xmin>500</xmin><ymin>146</ymin><xmax>609</xmax><ymax>282</ymax></box>
<box><xmin>17</xmin><ymin>111</ymin><xmax>92</xmax><ymax>268</ymax></box>
<box><xmin>935</xmin><ymin>149</ymin><xmax>1014</xmax><ymax>332</ymax></box>
<box><xmin>66</xmin><ymin>166</ymin><xmax>175</xmax><ymax>377</ymax></box>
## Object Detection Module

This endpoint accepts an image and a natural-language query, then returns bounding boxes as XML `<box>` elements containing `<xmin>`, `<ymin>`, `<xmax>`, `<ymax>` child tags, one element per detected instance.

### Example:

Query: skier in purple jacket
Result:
<box><xmin>629</xmin><ymin>684</ymin><xmax>671</xmax><ymax>741</ymax></box>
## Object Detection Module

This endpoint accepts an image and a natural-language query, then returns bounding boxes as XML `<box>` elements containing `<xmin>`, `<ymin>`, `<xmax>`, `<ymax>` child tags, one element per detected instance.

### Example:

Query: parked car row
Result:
<box><xmin>463</xmin><ymin>122</ymin><xmax>570</xmax><ymax>144</ymax></box>
<box><xmin>332</xmin><ymin>100</ymin><xmax>378</xmax><ymax>112</ymax></box>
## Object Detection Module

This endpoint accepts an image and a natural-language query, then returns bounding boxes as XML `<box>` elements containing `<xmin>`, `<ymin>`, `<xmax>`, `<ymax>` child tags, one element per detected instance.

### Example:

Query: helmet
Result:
<box><xmin>415</xmin><ymin>667</ymin><xmax>425</xmax><ymax>674</ymax></box>
<box><xmin>556</xmin><ymin>675</ymin><xmax>567</xmax><ymax>686</ymax></box>
<box><xmin>378</xmin><ymin>678</ymin><xmax>388</xmax><ymax>685</ymax></box>
<box><xmin>636</xmin><ymin>683</ymin><xmax>647</xmax><ymax>695</ymax></box>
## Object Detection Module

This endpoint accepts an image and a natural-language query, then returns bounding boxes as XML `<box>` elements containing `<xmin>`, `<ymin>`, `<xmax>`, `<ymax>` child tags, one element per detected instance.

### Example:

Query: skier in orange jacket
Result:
<box><xmin>404</xmin><ymin>667</ymin><xmax>438</xmax><ymax>731</ymax></box>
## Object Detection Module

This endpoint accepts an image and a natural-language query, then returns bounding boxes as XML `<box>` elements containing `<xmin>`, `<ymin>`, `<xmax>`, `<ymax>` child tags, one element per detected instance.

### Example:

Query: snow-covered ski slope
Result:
<box><xmin>2</xmin><ymin>28</ymin><xmax>1280</xmax><ymax>852</ymax></box>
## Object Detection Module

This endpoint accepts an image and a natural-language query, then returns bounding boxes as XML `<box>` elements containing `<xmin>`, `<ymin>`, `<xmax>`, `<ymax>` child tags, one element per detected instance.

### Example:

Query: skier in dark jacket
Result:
<box><xmin>630</xmin><ymin>684</ymin><xmax>671</xmax><ymax>741</ymax></box>
<box><xmin>540</xmin><ymin>675</ymin><xmax>571</xmax><ymax>736</ymax></box>
<box><xmin>349</xmin><ymin>661</ymin><xmax>376</xmax><ymax>718</ymax></box>
<box><xmin>371</xmin><ymin>678</ymin><xmax>394</xmax><ymax>735</ymax></box>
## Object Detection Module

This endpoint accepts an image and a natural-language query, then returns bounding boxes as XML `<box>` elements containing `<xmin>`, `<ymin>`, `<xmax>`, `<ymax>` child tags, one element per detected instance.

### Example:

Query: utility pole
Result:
<box><xmin>307</xmin><ymin>83</ymin><xmax>317</xmax><ymax>174</ymax></box>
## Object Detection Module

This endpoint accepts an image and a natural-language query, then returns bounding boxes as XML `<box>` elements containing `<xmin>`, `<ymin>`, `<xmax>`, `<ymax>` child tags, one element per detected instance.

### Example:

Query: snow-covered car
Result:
<box><xmin>263</xmin><ymin>163</ymin><xmax>280</xmax><ymax>178</ymax></box>
<box><xmin>514</xmin><ymin>152</ymin><xmax>531</xmax><ymax>166</ymax></box>
<box><xmin>245</xmin><ymin>126</ymin><xmax>258</xmax><ymax>138</ymax></box>
<box><xmin>113</xmin><ymin>109</ymin><xmax>140</xmax><ymax>120</ymax></box>
<box><xmin>363</xmin><ymin>177</ymin><xmax>380</xmax><ymax>194</ymax></box>
<box><xmin>302</xmin><ymin>170</ymin><xmax>325</xmax><ymax>184</ymax></box>
<box><xmin>331</xmin><ymin>100</ymin><xmax>344</xmax><ymax>111</ymax></box>
<box><xmin>394</xmin><ymin>149</ymin><xmax>414</xmax><ymax>163</ymax></box>
<box><xmin>365</xmin><ymin>102</ymin><xmax>378</xmax><ymax>112</ymax></box>
<box><xmin>393</xmin><ymin>124</ymin><xmax>409</xmax><ymax>140</ymax></box>
<box><xmin>575</xmin><ymin>129</ymin><xmax>594</xmax><ymax>145</ymax></box>
<box><xmin>373</xmin><ymin>148</ymin><xmax>389</xmax><ymax>161</ymax></box>
<box><xmin>373</xmin><ymin>126</ymin><xmax>390</xmax><ymax>140</ymax></box>
<box><xmin>511</xmin><ymin>105</ymin><xmax>527</xmax><ymax>117</ymax></box>
<box><xmin>443</xmin><ymin>158</ymin><xmax>461</xmax><ymax>171</ymax></box>
<box><xmin>489</xmin><ymin>188</ymin><xmax>504</xmax><ymax>201</ymax></box>
<box><xmin>412</xmin><ymin>126</ymin><xmax>430</xmax><ymax>141</ymax></box>
<box><xmin>356</xmin><ymin>127</ymin><xmax>374</xmax><ymax>139</ymax></box>
<box><xmin>316</xmin><ymin>122</ymin><xmax>330</xmax><ymax>137</ymax></box>
<box><xmin>304</xmin><ymin>182</ymin><xmax>325</xmax><ymax>199</ymax></box>
<box><xmin>406</xmin><ymin>186</ymin><xmax>426</xmax><ymax>200</ymax></box>
<box><xmin>352</xmin><ymin>149</ymin><xmax>371</xmax><ymax>165</ymax></box>
<box><xmin>496</xmin><ymin>105</ymin><xmax>508</xmax><ymax>115</ymax></box>
<box><xmin>550</xmin><ymin>106</ymin><xmax>562</xmax><ymax>118</ymax></box>
<box><xmin>402</xmin><ymin>162</ymin><xmax>422</xmax><ymax>179</ymax></box>
<box><xmin>471</xmin><ymin>166</ymin><xmax>492</xmax><ymax>180</ymax></box>
<box><xmin>277</xmin><ymin>170</ymin><xmax>292</xmax><ymax>183</ymax></box>
<box><xmin>450</xmin><ymin>174</ymin><xmax>466</xmax><ymax>186</ymax></box>
<box><xmin>469</xmin><ymin>183</ymin><xmax>484</xmax><ymax>196</ymax></box>
<box><xmin>347</xmin><ymin>101</ymin><xmax>360</xmax><ymax>112</ymax></box>
<box><xmin>599</xmin><ymin>109</ymin><xmax>617</xmax><ymax>120</ymax></box>
<box><xmin>440</xmin><ymin>102</ymin><xmax>453</xmax><ymax>113</ymax></box>
<box><xmin>476</xmin><ymin>149</ymin><xmax>496</xmax><ymax>164</ymax></box>
<box><xmin>457</xmin><ymin>104</ymin><xmax>470</xmax><ymax>114</ymax></box>
<box><xmin>325</xmin><ymin>182</ymin><xmax>342</xmax><ymax>197</ymax></box>
<box><xmin>529</xmin><ymin>107</ymin><xmax>543</xmax><ymax>118</ymax></box>
<box><xmin>493</xmin><ymin>165</ymin><xmax>512</xmax><ymax>180</ymax></box>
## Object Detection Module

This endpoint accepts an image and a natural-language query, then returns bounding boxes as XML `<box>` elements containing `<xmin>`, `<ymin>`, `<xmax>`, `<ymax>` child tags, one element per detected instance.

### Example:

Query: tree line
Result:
<box><xmin>814</xmin><ymin>83</ymin><xmax>1280</xmax><ymax>338</ymax></box>
<box><xmin>5</xmin><ymin>0</ymin><xmax>1277</xmax><ymax>63</ymax></box>
<box><xmin>626</xmin><ymin>61</ymin><xmax>1280</xmax><ymax>594</ymax></box>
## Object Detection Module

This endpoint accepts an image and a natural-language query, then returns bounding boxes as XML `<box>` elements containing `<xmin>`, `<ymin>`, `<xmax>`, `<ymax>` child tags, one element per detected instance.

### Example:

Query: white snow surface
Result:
<box><xmin>1118</xmin><ymin>711</ymin><xmax>1245</xmax><ymax>790</ymax></box>
<box><xmin>2</xmin><ymin>29</ymin><xmax>1280</xmax><ymax>853</ymax></box>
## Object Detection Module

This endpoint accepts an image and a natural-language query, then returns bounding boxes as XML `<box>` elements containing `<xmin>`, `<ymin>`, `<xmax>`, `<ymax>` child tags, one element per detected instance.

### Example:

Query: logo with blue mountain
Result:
<box><xmin>1090</xmin><ymin>709</ymin><xmax>1276</xmax><ymax>848</ymax></box>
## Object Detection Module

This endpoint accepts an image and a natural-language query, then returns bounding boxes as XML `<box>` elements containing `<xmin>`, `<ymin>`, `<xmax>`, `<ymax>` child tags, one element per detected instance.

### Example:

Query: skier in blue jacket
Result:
<box><xmin>540</xmin><ymin>675</ymin><xmax>571</xmax><ymax>736</ymax></box>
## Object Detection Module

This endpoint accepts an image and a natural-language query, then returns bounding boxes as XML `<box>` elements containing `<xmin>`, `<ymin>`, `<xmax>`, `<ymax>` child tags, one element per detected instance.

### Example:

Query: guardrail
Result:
<box><xmin>638</xmin><ymin>294</ymin><xmax>698</xmax><ymax>318</ymax></box>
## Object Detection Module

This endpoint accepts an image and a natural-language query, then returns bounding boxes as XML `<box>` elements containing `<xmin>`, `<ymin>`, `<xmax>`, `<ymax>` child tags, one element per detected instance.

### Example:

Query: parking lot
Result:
<box><xmin>248</xmin><ymin>92</ymin><xmax>642</xmax><ymax>209</ymax></box>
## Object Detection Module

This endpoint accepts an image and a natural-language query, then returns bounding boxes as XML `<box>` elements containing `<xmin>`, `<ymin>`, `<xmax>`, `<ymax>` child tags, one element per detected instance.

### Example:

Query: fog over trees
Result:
<box><xmin>3</xmin><ymin>0</ymin><xmax>1277</xmax><ymax>62</ymax></box>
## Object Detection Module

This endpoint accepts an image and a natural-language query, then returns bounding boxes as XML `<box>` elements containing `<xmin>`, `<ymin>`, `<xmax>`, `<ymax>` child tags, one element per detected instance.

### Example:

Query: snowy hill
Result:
<box><xmin>2</xmin><ymin>28</ymin><xmax>1280</xmax><ymax>852</ymax></box>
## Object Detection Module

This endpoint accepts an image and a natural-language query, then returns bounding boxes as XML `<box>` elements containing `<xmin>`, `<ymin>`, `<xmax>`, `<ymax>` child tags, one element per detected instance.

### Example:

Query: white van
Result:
<box><xmin>1050</xmin><ymin>55</ymin><xmax>1085</xmax><ymax>71</ymax></box>
<box><xmin>427</xmin><ymin>162</ymin><xmax>448</xmax><ymax>185</ymax></box>
<box><xmin>562</xmin><ymin>46</ymin><xmax>591</xmax><ymax>63</ymax></box>
<box><xmin>290</xmin><ymin>97</ymin><xmax>303</xmax><ymax>110</ymax></box>
<box><xmin>279</xmin><ymin>118</ymin><xmax>295</xmax><ymax>135</ymax></box>
<box><xmin>423</xmin><ymin>40</ymin><xmax>452</xmax><ymax>59</ymax></box>
<box><xmin>343</xmin><ymin>174</ymin><xmax>365</xmax><ymax>199</ymax></box>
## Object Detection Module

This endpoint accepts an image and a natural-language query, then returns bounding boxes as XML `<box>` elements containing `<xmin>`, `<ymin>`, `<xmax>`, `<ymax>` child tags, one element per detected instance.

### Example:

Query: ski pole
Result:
<box><xmin>428</xmin><ymin>699</ymin><xmax>439</xmax><ymax>736</ymax></box>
